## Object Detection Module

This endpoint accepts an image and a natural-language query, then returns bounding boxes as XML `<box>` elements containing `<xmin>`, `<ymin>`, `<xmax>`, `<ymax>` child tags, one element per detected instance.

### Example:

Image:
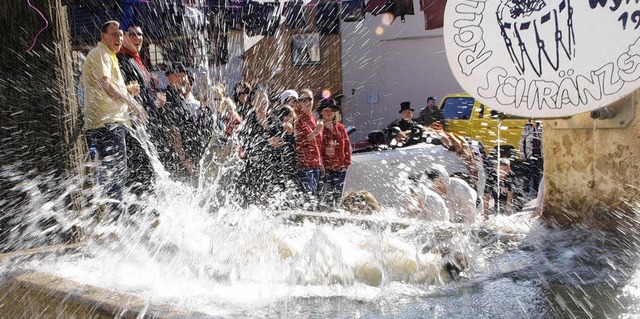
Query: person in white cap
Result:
<box><xmin>280</xmin><ymin>89</ymin><xmax>299</xmax><ymax>106</ymax></box>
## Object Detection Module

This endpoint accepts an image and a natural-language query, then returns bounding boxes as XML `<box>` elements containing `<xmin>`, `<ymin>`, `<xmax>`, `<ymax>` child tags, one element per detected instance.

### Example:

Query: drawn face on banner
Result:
<box><xmin>444</xmin><ymin>0</ymin><xmax>640</xmax><ymax>118</ymax></box>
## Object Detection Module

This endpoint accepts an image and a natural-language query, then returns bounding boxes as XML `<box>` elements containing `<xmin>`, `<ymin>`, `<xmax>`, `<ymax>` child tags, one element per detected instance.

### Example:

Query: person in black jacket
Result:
<box><xmin>117</xmin><ymin>25</ymin><xmax>156</xmax><ymax>199</ymax></box>
<box><xmin>386</xmin><ymin>101</ymin><xmax>424</xmax><ymax>147</ymax></box>
<box><xmin>150</xmin><ymin>63</ymin><xmax>195</xmax><ymax>181</ymax></box>
<box><xmin>117</xmin><ymin>25</ymin><xmax>155</xmax><ymax>111</ymax></box>
<box><xmin>236</xmin><ymin>88</ymin><xmax>292</xmax><ymax>207</ymax></box>
<box><xmin>274</xmin><ymin>104</ymin><xmax>299</xmax><ymax>203</ymax></box>
<box><xmin>418</xmin><ymin>96</ymin><xmax>445</xmax><ymax>128</ymax></box>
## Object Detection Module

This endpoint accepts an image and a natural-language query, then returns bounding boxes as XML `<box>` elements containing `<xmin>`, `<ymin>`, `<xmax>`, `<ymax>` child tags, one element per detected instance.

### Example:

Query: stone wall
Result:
<box><xmin>542</xmin><ymin>90</ymin><xmax>640</xmax><ymax>227</ymax></box>
<box><xmin>0</xmin><ymin>270</ymin><xmax>207</xmax><ymax>319</ymax></box>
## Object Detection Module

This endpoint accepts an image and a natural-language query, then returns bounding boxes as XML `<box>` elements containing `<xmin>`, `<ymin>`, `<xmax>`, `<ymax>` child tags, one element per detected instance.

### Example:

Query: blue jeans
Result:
<box><xmin>298</xmin><ymin>168</ymin><xmax>321</xmax><ymax>209</ymax></box>
<box><xmin>322</xmin><ymin>169</ymin><xmax>347</xmax><ymax>208</ymax></box>
<box><xmin>86</xmin><ymin>124</ymin><xmax>127</xmax><ymax>220</ymax></box>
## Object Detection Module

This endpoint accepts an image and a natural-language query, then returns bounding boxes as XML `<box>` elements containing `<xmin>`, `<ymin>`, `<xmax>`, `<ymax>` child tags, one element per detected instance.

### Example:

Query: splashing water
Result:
<box><xmin>4</xmin><ymin>154</ymin><xmax>640</xmax><ymax>318</ymax></box>
<box><xmin>3</xmin><ymin>1</ymin><xmax>640</xmax><ymax>318</ymax></box>
<box><xmin>2</xmin><ymin>57</ymin><xmax>640</xmax><ymax>318</ymax></box>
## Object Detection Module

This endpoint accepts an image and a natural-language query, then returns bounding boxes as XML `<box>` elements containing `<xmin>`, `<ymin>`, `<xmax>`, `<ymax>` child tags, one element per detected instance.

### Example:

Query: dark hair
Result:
<box><xmin>100</xmin><ymin>20</ymin><xmax>120</xmax><ymax>34</ymax></box>
<box><xmin>427</xmin><ymin>96</ymin><xmax>435</xmax><ymax>102</ymax></box>
<box><xmin>425</xmin><ymin>169</ymin><xmax>441</xmax><ymax>180</ymax></box>
<box><xmin>248</xmin><ymin>86</ymin><xmax>267</xmax><ymax>105</ymax></box>
<box><xmin>233</xmin><ymin>81</ymin><xmax>252</xmax><ymax>103</ymax></box>
<box><xmin>277</xmin><ymin>105</ymin><xmax>294</xmax><ymax>120</ymax></box>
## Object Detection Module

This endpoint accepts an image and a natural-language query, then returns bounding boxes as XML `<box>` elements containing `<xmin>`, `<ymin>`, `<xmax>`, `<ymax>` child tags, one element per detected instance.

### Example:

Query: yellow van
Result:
<box><xmin>438</xmin><ymin>93</ymin><xmax>529</xmax><ymax>157</ymax></box>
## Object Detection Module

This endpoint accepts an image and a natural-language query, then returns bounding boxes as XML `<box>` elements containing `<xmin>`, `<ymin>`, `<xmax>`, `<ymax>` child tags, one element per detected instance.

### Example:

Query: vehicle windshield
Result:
<box><xmin>440</xmin><ymin>97</ymin><xmax>474</xmax><ymax>119</ymax></box>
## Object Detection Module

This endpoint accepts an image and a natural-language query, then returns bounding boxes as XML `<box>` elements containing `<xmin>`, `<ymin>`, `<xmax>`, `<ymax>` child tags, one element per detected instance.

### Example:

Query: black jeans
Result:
<box><xmin>525</xmin><ymin>157</ymin><xmax>543</xmax><ymax>196</ymax></box>
<box><xmin>321</xmin><ymin>169</ymin><xmax>347</xmax><ymax>209</ymax></box>
<box><xmin>86</xmin><ymin>124</ymin><xmax>127</xmax><ymax>220</ymax></box>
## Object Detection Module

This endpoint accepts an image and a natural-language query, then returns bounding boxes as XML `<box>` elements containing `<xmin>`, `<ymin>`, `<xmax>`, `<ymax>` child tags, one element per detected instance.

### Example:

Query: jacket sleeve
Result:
<box><xmin>341</xmin><ymin>124</ymin><xmax>352</xmax><ymax>169</ymax></box>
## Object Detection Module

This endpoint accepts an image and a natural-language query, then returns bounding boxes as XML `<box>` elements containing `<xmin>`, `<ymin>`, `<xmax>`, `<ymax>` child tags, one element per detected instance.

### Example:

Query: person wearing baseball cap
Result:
<box><xmin>280</xmin><ymin>89</ymin><xmax>299</xmax><ymax>105</ymax></box>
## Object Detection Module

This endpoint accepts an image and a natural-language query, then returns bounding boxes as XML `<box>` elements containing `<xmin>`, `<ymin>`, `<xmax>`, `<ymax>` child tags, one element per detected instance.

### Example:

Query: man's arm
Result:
<box><xmin>307</xmin><ymin>121</ymin><xmax>324</xmax><ymax>141</ymax></box>
<box><xmin>98</xmin><ymin>76</ymin><xmax>147</xmax><ymax>123</ymax></box>
<box><xmin>98</xmin><ymin>76</ymin><xmax>129</xmax><ymax>103</ymax></box>
<box><xmin>341</xmin><ymin>124</ymin><xmax>352</xmax><ymax>169</ymax></box>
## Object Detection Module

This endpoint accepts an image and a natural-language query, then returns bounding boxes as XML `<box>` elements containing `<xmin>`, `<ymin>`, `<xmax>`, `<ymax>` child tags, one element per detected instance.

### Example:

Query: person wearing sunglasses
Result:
<box><xmin>117</xmin><ymin>24</ymin><xmax>156</xmax><ymax>200</ymax></box>
<box><xmin>288</xmin><ymin>88</ymin><xmax>324</xmax><ymax>210</ymax></box>
<box><xmin>117</xmin><ymin>25</ymin><xmax>153</xmax><ymax>110</ymax></box>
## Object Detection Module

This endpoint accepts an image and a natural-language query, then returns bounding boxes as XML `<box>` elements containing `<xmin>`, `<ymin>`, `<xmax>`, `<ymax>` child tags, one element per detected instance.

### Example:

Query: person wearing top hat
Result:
<box><xmin>318</xmin><ymin>98</ymin><xmax>352</xmax><ymax>209</ymax></box>
<box><xmin>418</xmin><ymin>96</ymin><xmax>445</xmax><ymax>128</ymax></box>
<box><xmin>386</xmin><ymin>101</ymin><xmax>425</xmax><ymax>147</ymax></box>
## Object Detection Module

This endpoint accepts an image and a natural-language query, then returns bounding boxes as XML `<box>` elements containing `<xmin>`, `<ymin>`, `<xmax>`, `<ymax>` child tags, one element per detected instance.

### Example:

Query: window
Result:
<box><xmin>148</xmin><ymin>43</ymin><xmax>166</xmax><ymax>69</ymax></box>
<box><xmin>441</xmin><ymin>97</ymin><xmax>474</xmax><ymax>119</ymax></box>
<box><xmin>291</xmin><ymin>33</ymin><xmax>321</xmax><ymax>66</ymax></box>
<box><xmin>71</xmin><ymin>49</ymin><xmax>88</xmax><ymax>74</ymax></box>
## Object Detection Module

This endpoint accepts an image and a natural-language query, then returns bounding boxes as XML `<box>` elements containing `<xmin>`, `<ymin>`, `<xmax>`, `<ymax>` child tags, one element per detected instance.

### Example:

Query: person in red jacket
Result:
<box><xmin>318</xmin><ymin>98</ymin><xmax>352</xmax><ymax>209</ymax></box>
<box><xmin>287</xmin><ymin>88</ymin><xmax>323</xmax><ymax>210</ymax></box>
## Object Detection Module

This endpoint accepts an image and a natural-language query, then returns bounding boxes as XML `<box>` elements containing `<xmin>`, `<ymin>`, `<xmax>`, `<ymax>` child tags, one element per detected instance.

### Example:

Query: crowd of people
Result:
<box><xmin>81</xmin><ymin>21</ymin><xmax>352</xmax><ymax>220</ymax></box>
<box><xmin>81</xmin><ymin>20</ymin><xmax>542</xmax><ymax>223</ymax></box>
<box><xmin>379</xmin><ymin>97</ymin><xmax>544</xmax><ymax>222</ymax></box>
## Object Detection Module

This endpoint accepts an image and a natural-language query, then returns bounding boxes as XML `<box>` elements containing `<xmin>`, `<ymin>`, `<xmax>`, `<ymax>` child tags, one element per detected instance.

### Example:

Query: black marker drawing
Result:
<box><xmin>496</xmin><ymin>0</ymin><xmax>576</xmax><ymax>76</ymax></box>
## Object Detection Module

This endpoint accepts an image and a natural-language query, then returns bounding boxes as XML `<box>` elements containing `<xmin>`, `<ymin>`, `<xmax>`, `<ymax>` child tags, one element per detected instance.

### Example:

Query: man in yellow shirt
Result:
<box><xmin>82</xmin><ymin>20</ymin><xmax>146</xmax><ymax>220</ymax></box>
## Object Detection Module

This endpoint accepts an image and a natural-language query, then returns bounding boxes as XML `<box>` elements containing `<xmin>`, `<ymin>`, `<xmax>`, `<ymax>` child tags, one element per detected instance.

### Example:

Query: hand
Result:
<box><xmin>283</xmin><ymin>122</ymin><xmax>294</xmax><ymax>134</ymax></box>
<box><xmin>307</xmin><ymin>122</ymin><xmax>324</xmax><ymax>141</ymax></box>
<box><xmin>126</xmin><ymin>81</ymin><xmax>141</xmax><ymax>97</ymax></box>
<box><xmin>156</xmin><ymin>92</ymin><xmax>167</xmax><ymax>107</ymax></box>
<box><xmin>128</xmin><ymin>99</ymin><xmax>148</xmax><ymax>124</ymax></box>
<box><xmin>183</xmin><ymin>158</ymin><xmax>194</xmax><ymax>174</ymax></box>
<box><xmin>268</xmin><ymin>136</ymin><xmax>284</xmax><ymax>147</ymax></box>
<box><xmin>395</xmin><ymin>130</ymin><xmax>409</xmax><ymax>143</ymax></box>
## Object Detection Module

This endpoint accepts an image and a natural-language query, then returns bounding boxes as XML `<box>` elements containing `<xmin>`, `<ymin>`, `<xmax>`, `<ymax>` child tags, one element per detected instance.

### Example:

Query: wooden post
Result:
<box><xmin>0</xmin><ymin>0</ymin><xmax>85</xmax><ymax>245</ymax></box>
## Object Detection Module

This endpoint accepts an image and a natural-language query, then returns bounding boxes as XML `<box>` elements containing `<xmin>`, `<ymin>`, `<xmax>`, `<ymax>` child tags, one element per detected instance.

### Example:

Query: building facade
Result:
<box><xmin>339</xmin><ymin>0</ymin><xmax>462</xmax><ymax>142</ymax></box>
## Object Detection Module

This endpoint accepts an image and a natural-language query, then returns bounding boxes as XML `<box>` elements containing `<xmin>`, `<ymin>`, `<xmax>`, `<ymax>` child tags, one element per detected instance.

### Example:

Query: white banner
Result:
<box><xmin>444</xmin><ymin>0</ymin><xmax>640</xmax><ymax>117</ymax></box>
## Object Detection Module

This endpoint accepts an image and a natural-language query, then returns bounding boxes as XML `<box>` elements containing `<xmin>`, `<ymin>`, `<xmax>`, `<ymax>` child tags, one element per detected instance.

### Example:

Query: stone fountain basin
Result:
<box><xmin>0</xmin><ymin>210</ymin><xmax>536</xmax><ymax>318</ymax></box>
<box><xmin>0</xmin><ymin>244</ymin><xmax>213</xmax><ymax>319</ymax></box>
